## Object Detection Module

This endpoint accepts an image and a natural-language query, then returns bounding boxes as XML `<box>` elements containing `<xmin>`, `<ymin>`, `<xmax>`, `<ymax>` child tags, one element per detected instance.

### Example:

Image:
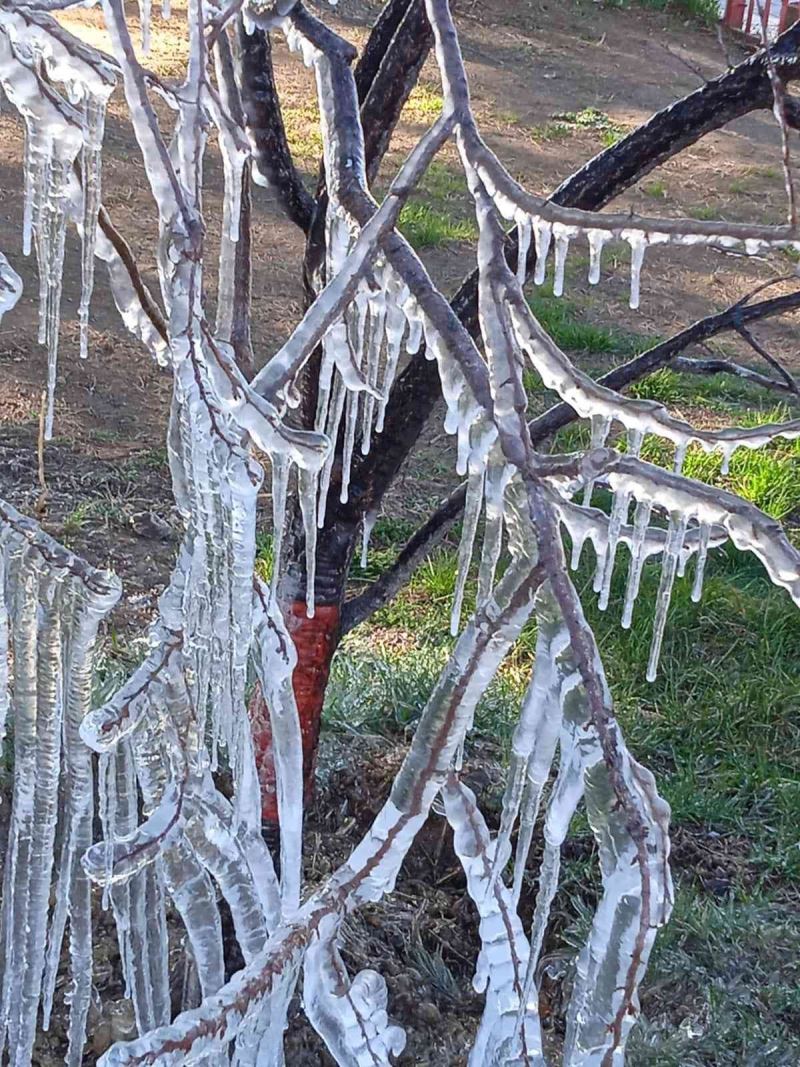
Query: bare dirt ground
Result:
<box><xmin>1</xmin><ymin>1</ymin><xmax>798</xmax><ymax>1062</ymax></box>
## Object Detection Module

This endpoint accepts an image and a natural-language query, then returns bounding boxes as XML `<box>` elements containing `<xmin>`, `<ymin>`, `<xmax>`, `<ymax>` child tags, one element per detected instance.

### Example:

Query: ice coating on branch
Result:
<box><xmin>443</xmin><ymin>777</ymin><xmax>543</xmax><ymax>1066</ymax></box>
<box><xmin>252</xmin><ymin>580</ymin><xmax>303</xmax><ymax>912</ymax></box>
<box><xmin>0</xmin><ymin>500</ymin><xmax>120</xmax><ymax>1067</ymax></box>
<box><xmin>502</xmin><ymin>584</ymin><xmax>673</xmax><ymax>1063</ymax></box>
<box><xmin>303</xmin><ymin>914</ymin><xmax>406</xmax><ymax>1066</ymax></box>
<box><xmin>0</xmin><ymin>251</ymin><xmax>22</xmax><ymax>323</ymax></box>
<box><xmin>0</xmin><ymin>10</ymin><xmax>115</xmax><ymax>419</ymax></box>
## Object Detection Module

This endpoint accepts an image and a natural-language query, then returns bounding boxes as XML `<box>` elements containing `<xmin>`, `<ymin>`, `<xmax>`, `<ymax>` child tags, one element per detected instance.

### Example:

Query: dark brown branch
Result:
<box><xmin>341</xmin><ymin>286</ymin><xmax>800</xmax><ymax>633</ymax></box>
<box><xmin>672</xmin><ymin>354</ymin><xmax>796</xmax><ymax>392</ymax></box>
<box><xmin>236</xmin><ymin>23</ymin><xmax>315</xmax><ymax>233</ymax></box>
<box><xmin>735</xmin><ymin>321</ymin><xmax>800</xmax><ymax>396</ymax></box>
<box><xmin>97</xmin><ymin>206</ymin><xmax>169</xmax><ymax>343</ymax></box>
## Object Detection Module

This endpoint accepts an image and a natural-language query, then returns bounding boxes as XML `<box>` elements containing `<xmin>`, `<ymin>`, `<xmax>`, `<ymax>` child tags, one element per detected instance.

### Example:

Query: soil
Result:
<box><xmin>0</xmin><ymin>0</ymin><xmax>796</xmax><ymax>1062</ymax></box>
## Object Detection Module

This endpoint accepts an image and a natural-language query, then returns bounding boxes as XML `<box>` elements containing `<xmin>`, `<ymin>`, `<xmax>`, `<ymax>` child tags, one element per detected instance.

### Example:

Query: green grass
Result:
<box><xmin>533</xmin><ymin>107</ymin><xmax>627</xmax><ymax>147</ymax></box>
<box><xmin>398</xmin><ymin>202</ymin><xmax>477</xmax><ymax>249</ymax></box>
<box><xmin>642</xmin><ymin>179</ymin><xmax>667</xmax><ymax>200</ymax></box>
<box><xmin>527</xmin><ymin>289</ymin><xmax>649</xmax><ymax>358</ymax></box>
<box><xmin>402</xmin><ymin>83</ymin><xmax>444</xmax><ymax>121</ymax></box>
<box><xmin>635</xmin><ymin>0</ymin><xmax>719</xmax><ymax>27</ymax></box>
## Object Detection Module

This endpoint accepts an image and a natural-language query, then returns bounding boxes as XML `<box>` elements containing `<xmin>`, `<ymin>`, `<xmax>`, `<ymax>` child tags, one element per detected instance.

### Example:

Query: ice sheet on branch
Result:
<box><xmin>0</xmin><ymin>9</ymin><xmax>116</xmax><ymax>434</ymax></box>
<box><xmin>0</xmin><ymin>499</ymin><xmax>121</xmax><ymax>1067</ymax></box>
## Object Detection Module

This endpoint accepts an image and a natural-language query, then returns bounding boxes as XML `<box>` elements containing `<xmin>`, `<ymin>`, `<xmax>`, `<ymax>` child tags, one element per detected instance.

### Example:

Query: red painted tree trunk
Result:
<box><xmin>248</xmin><ymin>601</ymin><xmax>340</xmax><ymax>825</ymax></box>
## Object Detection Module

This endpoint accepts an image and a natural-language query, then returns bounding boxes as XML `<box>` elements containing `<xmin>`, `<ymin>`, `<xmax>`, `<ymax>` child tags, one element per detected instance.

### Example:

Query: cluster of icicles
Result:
<box><xmin>1</xmin><ymin>0</ymin><xmax>800</xmax><ymax>1065</ymax></box>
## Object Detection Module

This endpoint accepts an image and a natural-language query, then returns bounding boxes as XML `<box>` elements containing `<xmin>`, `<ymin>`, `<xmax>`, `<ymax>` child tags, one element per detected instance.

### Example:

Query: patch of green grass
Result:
<box><xmin>255</xmin><ymin>532</ymin><xmax>273</xmax><ymax>582</ymax></box>
<box><xmin>628</xmin><ymin>366</ymin><xmax>787</xmax><ymax>411</ymax></box>
<box><xmin>628</xmin><ymin>889</ymin><xmax>800</xmax><ymax>1064</ymax></box>
<box><xmin>634</xmin><ymin>0</ymin><xmax>719</xmax><ymax>27</ymax></box>
<box><xmin>642</xmin><ymin>179</ymin><xmax>667</xmax><ymax>199</ymax></box>
<box><xmin>535</xmin><ymin>107</ymin><xmax>627</xmax><ymax>146</ymax></box>
<box><xmin>281</xmin><ymin>103</ymin><xmax>323</xmax><ymax>163</ymax></box>
<box><xmin>402</xmin><ymin>83</ymin><xmax>444</xmax><ymax>121</ymax></box>
<box><xmin>688</xmin><ymin>204</ymin><xmax>719</xmax><ymax>221</ymax></box>
<box><xmin>398</xmin><ymin>202</ymin><xmax>477</xmax><ymax>249</ymax></box>
<box><xmin>527</xmin><ymin>290</ymin><xmax>648</xmax><ymax>357</ymax></box>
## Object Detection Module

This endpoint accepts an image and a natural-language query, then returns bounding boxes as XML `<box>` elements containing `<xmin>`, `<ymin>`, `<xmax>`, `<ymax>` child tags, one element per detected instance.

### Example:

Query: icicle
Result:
<box><xmin>692</xmin><ymin>521</ymin><xmax>710</xmax><ymax>603</ymax></box>
<box><xmin>626</xmin><ymin>426</ymin><xmax>644</xmax><ymax>459</ymax></box>
<box><xmin>376</xmin><ymin>285</ymin><xmax>407</xmax><ymax>434</ymax></box>
<box><xmin>270</xmin><ymin>452</ymin><xmax>289</xmax><ymax>590</ymax></box>
<box><xmin>476</xmin><ymin>455</ymin><xmax>509</xmax><ymax>605</ymax></box>
<box><xmin>720</xmin><ymin>443</ymin><xmax>735</xmax><ymax>476</ymax></box>
<box><xmin>360</xmin><ymin>508</ymin><xmax>377</xmax><ymax>570</ymax></box>
<box><xmin>646</xmin><ymin>511</ymin><xmax>687</xmax><ymax>681</ymax></box>
<box><xmin>598</xmin><ymin>486</ymin><xmax>632</xmax><ymax>611</ymax></box>
<box><xmin>552</xmin><ymin>226</ymin><xmax>570</xmax><ymax>297</ymax></box>
<box><xmin>79</xmin><ymin>94</ymin><xmax>106</xmax><ymax>360</ymax></box>
<box><xmin>581</xmin><ymin>413</ymin><xmax>612</xmax><ymax>508</ymax></box>
<box><xmin>450</xmin><ymin>464</ymin><xmax>485</xmax><ymax>636</ymax></box>
<box><xmin>516</xmin><ymin>214</ymin><xmax>532</xmax><ymax>286</ymax></box>
<box><xmin>621</xmin><ymin>498</ymin><xmax>653</xmax><ymax>629</ymax></box>
<box><xmin>161</xmin><ymin>0</ymin><xmax>171</xmax><ymax>17</ymax></box>
<box><xmin>0</xmin><ymin>251</ymin><xmax>22</xmax><ymax>325</ymax></box>
<box><xmin>139</xmin><ymin>0</ymin><xmax>152</xmax><ymax>52</ymax></box>
<box><xmin>586</xmin><ymin>228</ymin><xmax>609</xmax><ymax>285</ymax></box>
<box><xmin>298</xmin><ymin>466</ymin><xmax>318</xmax><ymax>618</ymax></box>
<box><xmin>532</xmin><ymin>216</ymin><xmax>552</xmax><ymax>285</ymax></box>
<box><xmin>673</xmin><ymin>441</ymin><xmax>687</xmax><ymax>474</ymax></box>
<box><xmin>627</xmin><ymin>231</ymin><xmax>647</xmax><ymax>310</ymax></box>
<box><xmin>360</xmin><ymin>290</ymin><xmax>385</xmax><ymax>454</ymax></box>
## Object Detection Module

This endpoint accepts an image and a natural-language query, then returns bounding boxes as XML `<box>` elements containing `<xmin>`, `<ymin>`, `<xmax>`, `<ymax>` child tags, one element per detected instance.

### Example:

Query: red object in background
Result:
<box><xmin>248</xmin><ymin>602</ymin><xmax>340</xmax><ymax>825</ymax></box>
<box><xmin>724</xmin><ymin>0</ymin><xmax>747</xmax><ymax>26</ymax></box>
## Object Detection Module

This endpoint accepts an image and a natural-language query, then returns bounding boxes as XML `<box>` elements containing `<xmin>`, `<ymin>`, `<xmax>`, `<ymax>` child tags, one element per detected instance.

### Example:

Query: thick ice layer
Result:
<box><xmin>444</xmin><ymin>777</ymin><xmax>543</xmax><ymax>1066</ymax></box>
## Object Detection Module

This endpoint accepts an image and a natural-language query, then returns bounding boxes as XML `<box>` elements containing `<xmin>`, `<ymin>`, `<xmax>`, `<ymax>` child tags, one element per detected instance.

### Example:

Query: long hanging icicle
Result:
<box><xmin>0</xmin><ymin>501</ymin><xmax>120</xmax><ymax>1067</ymax></box>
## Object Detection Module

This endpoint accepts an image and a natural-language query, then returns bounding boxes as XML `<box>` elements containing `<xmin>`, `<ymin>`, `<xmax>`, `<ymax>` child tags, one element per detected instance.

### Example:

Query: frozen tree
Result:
<box><xmin>1</xmin><ymin>1</ymin><xmax>800</xmax><ymax>1064</ymax></box>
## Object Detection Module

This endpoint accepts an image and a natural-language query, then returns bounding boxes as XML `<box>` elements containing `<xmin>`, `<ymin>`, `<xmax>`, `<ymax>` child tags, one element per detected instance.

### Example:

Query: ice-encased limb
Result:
<box><xmin>621</xmin><ymin>498</ymin><xmax>653</xmax><ymax>630</ymax></box>
<box><xmin>476</xmin><ymin>453</ymin><xmax>511</xmax><ymax>606</ymax></box>
<box><xmin>507</xmin><ymin>284</ymin><xmax>800</xmax><ymax>459</ymax></box>
<box><xmin>564</xmin><ymin>757</ymin><xmax>672</xmax><ymax>1063</ymax></box>
<box><xmin>646</xmin><ymin>511</ymin><xmax>687</xmax><ymax>682</ymax></box>
<box><xmin>692</xmin><ymin>521</ymin><xmax>711</xmax><ymax>603</ymax></box>
<box><xmin>0</xmin><ymin>500</ymin><xmax>120</xmax><ymax>1066</ymax></box>
<box><xmin>303</xmin><ymin>913</ymin><xmax>406</xmax><ymax>1066</ymax></box>
<box><xmin>42</xmin><ymin>580</ymin><xmax>118</xmax><ymax>1064</ymax></box>
<box><xmin>114</xmin><ymin>746</ymin><xmax>171</xmax><ymax>1035</ymax></box>
<box><xmin>79</xmin><ymin>94</ymin><xmax>106</xmax><ymax>360</ymax></box>
<box><xmin>532</xmin><ymin>216</ymin><xmax>551</xmax><ymax>285</ymax></box>
<box><xmin>443</xmin><ymin>777</ymin><xmax>543</xmax><ymax>1066</ymax></box>
<box><xmin>252</xmin><ymin>580</ymin><xmax>304</xmax><ymax>914</ymax></box>
<box><xmin>0</xmin><ymin>251</ymin><xmax>22</xmax><ymax>325</ymax></box>
<box><xmin>450</xmin><ymin>464</ymin><xmax>485</xmax><ymax>636</ymax></box>
<box><xmin>182</xmin><ymin>792</ymin><xmax>269</xmax><ymax>962</ymax></box>
<box><xmin>83</xmin><ymin>780</ymin><xmax>185</xmax><ymax>885</ymax></box>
